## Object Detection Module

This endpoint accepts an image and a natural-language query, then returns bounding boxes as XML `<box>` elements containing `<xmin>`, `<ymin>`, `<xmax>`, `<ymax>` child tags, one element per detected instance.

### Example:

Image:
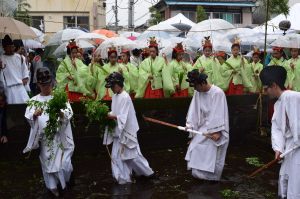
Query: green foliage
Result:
<box><xmin>149</xmin><ymin>7</ymin><xmax>162</xmax><ymax>26</ymax></box>
<box><xmin>245</xmin><ymin>157</ymin><xmax>264</xmax><ymax>167</ymax></box>
<box><xmin>220</xmin><ymin>189</ymin><xmax>240</xmax><ymax>199</ymax></box>
<box><xmin>27</xmin><ymin>88</ymin><xmax>69</xmax><ymax>160</ymax></box>
<box><xmin>82</xmin><ymin>99</ymin><xmax>116</xmax><ymax>137</ymax></box>
<box><xmin>13</xmin><ymin>0</ymin><xmax>32</xmax><ymax>26</ymax></box>
<box><xmin>259</xmin><ymin>0</ymin><xmax>289</xmax><ymax>18</ymax></box>
<box><xmin>196</xmin><ymin>5</ymin><xmax>207</xmax><ymax>23</ymax></box>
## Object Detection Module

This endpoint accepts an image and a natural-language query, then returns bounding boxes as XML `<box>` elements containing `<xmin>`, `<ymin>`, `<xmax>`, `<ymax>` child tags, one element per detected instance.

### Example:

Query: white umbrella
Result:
<box><xmin>137</xmin><ymin>31</ymin><xmax>172</xmax><ymax>40</ymax></box>
<box><xmin>0</xmin><ymin>17</ymin><xmax>37</xmax><ymax>40</ymax></box>
<box><xmin>95</xmin><ymin>37</ymin><xmax>137</xmax><ymax>58</ymax></box>
<box><xmin>30</xmin><ymin>27</ymin><xmax>45</xmax><ymax>43</ymax></box>
<box><xmin>187</xmin><ymin>19</ymin><xmax>235</xmax><ymax>38</ymax></box>
<box><xmin>271</xmin><ymin>34</ymin><xmax>300</xmax><ymax>48</ymax></box>
<box><xmin>47</xmin><ymin>28</ymin><xmax>86</xmax><ymax>46</ymax></box>
<box><xmin>22</xmin><ymin>39</ymin><xmax>44</xmax><ymax>49</ymax></box>
<box><xmin>120</xmin><ymin>31</ymin><xmax>141</xmax><ymax>38</ymax></box>
<box><xmin>76</xmin><ymin>32</ymin><xmax>108</xmax><ymax>40</ymax></box>
<box><xmin>53</xmin><ymin>40</ymin><xmax>95</xmax><ymax>57</ymax></box>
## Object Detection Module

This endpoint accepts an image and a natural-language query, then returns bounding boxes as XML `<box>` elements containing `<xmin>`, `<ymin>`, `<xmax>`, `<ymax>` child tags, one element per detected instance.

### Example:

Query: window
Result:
<box><xmin>211</xmin><ymin>12</ymin><xmax>241</xmax><ymax>24</ymax></box>
<box><xmin>31</xmin><ymin>16</ymin><xmax>44</xmax><ymax>32</ymax></box>
<box><xmin>63</xmin><ymin>16</ymin><xmax>89</xmax><ymax>30</ymax></box>
<box><xmin>182</xmin><ymin>11</ymin><xmax>196</xmax><ymax>22</ymax></box>
<box><xmin>170</xmin><ymin>10</ymin><xmax>196</xmax><ymax>22</ymax></box>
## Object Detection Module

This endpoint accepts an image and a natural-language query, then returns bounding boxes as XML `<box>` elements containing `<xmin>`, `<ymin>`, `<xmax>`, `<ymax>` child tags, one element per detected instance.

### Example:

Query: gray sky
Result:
<box><xmin>106</xmin><ymin>0</ymin><xmax>156</xmax><ymax>27</ymax></box>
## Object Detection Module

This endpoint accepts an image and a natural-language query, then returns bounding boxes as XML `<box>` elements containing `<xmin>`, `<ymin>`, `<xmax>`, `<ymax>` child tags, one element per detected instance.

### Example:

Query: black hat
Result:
<box><xmin>2</xmin><ymin>35</ymin><xmax>13</xmax><ymax>47</ymax></box>
<box><xmin>186</xmin><ymin>69</ymin><xmax>208</xmax><ymax>87</ymax></box>
<box><xmin>13</xmin><ymin>40</ymin><xmax>24</xmax><ymax>48</ymax></box>
<box><xmin>36</xmin><ymin>67</ymin><xmax>52</xmax><ymax>85</ymax></box>
<box><xmin>259</xmin><ymin>66</ymin><xmax>287</xmax><ymax>89</ymax></box>
<box><xmin>105</xmin><ymin>72</ymin><xmax>124</xmax><ymax>88</ymax></box>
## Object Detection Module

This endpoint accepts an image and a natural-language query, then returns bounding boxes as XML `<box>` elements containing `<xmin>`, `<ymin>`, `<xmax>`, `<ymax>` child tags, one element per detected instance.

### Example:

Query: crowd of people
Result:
<box><xmin>1</xmin><ymin>34</ymin><xmax>300</xmax><ymax>103</ymax></box>
<box><xmin>0</xmin><ymin>33</ymin><xmax>300</xmax><ymax>198</ymax></box>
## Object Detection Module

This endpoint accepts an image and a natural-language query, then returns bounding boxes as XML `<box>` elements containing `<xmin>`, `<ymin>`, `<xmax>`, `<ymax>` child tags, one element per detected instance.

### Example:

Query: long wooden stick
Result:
<box><xmin>143</xmin><ymin>116</ymin><xmax>178</xmax><ymax>128</ymax></box>
<box><xmin>248</xmin><ymin>145</ymin><xmax>300</xmax><ymax>178</ymax></box>
<box><xmin>248</xmin><ymin>159</ymin><xmax>278</xmax><ymax>178</ymax></box>
<box><xmin>143</xmin><ymin>116</ymin><xmax>208</xmax><ymax>136</ymax></box>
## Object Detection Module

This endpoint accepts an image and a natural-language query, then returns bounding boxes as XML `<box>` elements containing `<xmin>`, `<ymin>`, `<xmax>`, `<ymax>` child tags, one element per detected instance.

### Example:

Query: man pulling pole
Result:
<box><xmin>184</xmin><ymin>69</ymin><xmax>229</xmax><ymax>181</ymax></box>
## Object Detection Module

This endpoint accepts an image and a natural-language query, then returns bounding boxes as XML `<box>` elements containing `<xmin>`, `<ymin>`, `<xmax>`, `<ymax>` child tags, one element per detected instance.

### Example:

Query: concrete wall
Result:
<box><xmin>242</xmin><ymin>8</ymin><xmax>253</xmax><ymax>26</ymax></box>
<box><xmin>27</xmin><ymin>0</ymin><xmax>106</xmax><ymax>34</ymax></box>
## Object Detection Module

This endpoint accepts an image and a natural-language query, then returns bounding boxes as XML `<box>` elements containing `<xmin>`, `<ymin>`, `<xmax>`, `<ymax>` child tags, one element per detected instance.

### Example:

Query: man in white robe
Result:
<box><xmin>23</xmin><ymin>67</ymin><xmax>74</xmax><ymax>197</ymax></box>
<box><xmin>185</xmin><ymin>69</ymin><xmax>229</xmax><ymax>181</ymax></box>
<box><xmin>104</xmin><ymin>72</ymin><xmax>154</xmax><ymax>184</ymax></box>
<box><xmin>260</xmin><ymin>66</ymin><xmax>300</xmax><ymax>199</ymax></box>
<box><xmin>0</xmin><ymin>35</ymin><xmax>29</xmax><ymax>104</ymax></box>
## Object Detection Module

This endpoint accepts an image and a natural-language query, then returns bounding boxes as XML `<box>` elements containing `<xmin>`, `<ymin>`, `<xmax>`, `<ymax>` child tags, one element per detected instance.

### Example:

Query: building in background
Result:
<box><xmin>27</xmin><ymin>0</ymin><xmax>106</xmax><ymax>35</ymax></box>
<box><xmin>153</xmin><ymin>0</ymin><xmax>257</xmax><ymax>26</ymax></box>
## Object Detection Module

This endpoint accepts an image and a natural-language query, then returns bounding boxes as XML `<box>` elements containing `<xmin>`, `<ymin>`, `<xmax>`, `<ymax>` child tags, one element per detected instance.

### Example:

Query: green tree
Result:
<box><xmin>149</xmin><ymin>7</ymin><xmax>162</xmax><ymax>26</ymax></box>
<box><xmin>196</xmin><ymin>5</ymin><xmax>207</xmax><ymax>23</ymax></box>
<box><xmin>253</xmin><ymin>0</ymin><xmax>289</xmax><ymax>24</ymax></box>
<box><xmin>13</xmin><ymin>0</ymin><xmax>32</xmax><ymax>26</ymax></box>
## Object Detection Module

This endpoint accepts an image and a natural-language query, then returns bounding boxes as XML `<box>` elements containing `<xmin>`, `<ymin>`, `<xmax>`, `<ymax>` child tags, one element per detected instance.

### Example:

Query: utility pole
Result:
<box><xmin>128</xmin><ymin>0</ymin><xmax>134</xmax><ymax>30</ymax></box>
<box><xmin>113</xmin><ymin>0</ymin><xmax>118</xmax><ymax>33</ymax></box>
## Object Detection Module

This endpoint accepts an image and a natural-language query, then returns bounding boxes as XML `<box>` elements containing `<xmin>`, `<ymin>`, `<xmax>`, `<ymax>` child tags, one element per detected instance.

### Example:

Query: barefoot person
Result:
<box><xmin>260</xmin><ymin>66</ymin><xmax>300</xmax><ymax>199</ymax></box>
<box><xmin>23</xmin><ymin>68</ymin><xmax>74</xmax><ymax>197</ymax></box>
<box><xmin>103</xmin><ymin>72</ymin><xmax>154</xmax><ymax>184</ymax></box>
<box><xmin>185</xmin><ymin>69</ymin><xmax>229</xmax><ymax>181</ymax></box>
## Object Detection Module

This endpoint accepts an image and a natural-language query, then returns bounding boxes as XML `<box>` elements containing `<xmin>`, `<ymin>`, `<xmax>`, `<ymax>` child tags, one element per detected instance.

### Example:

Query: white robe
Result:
<box><xmin>23</xmin><ymin>94</ymin><xmax>74</xmax><ymax>190</ymax></box>
<box><xmin>185</xmin><ymin>85</ymin><xmax>229</xmax><ymax>181</ymax></box>
<box><xmin>271</xmin><ymin>90</ymin><xmax>300</xmax><ymax>199</ymax></box>
<box><xmin>103</xmin><ymin>90</ymin><xmax>154</xmax><ymax>184</ymax></box>
<box><xmin>0</xmin><ymin>54</ymin><xmax>29</xmax><ymax>104</ymax></box>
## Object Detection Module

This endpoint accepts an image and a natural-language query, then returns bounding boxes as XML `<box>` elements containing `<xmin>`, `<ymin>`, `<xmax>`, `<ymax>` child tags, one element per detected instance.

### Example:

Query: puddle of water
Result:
<box><xmin>0</xmin><ymin>146</ymin><xmax>278</xmax><ymax>198</ymax></box>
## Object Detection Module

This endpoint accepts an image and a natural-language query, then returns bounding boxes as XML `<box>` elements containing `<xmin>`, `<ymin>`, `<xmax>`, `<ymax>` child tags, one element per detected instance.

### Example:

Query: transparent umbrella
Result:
<box><xmin>53</xmin><ymin>40</ymin><xmax>95</xmax><ymax>58</ymax></box>
<box><xmin>47</xmin><ymin>28</ymin><xmax>86</xmax><ymax>46</ymax></box>
<box><xmin>95</xmin><ymin>37</ymin><xmax>138</xmax><ymax>58</ymax></box>
<box><xmin>271</xmin><ymin>34</ymin><xmax>300</xmax><ymax>48</ymax></box>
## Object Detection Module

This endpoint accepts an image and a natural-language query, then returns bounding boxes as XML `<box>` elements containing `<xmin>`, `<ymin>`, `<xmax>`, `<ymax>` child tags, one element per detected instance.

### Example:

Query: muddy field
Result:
<box><xmin>0</xmin><ymin>144</ymin><xmax>279</xmax><ymax>199</ymax></box>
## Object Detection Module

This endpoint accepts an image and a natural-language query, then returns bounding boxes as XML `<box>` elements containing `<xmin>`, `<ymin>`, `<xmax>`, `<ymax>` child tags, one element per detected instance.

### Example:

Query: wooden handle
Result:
<box><xmin>143</xmin><ymin>116</ymin><xmax>178</xmax><ymax>129</ymax></box>
<box><xmin>248</xmin><ymin>159</ymin><xmax>278</xmax><ymax>178</ymax></box>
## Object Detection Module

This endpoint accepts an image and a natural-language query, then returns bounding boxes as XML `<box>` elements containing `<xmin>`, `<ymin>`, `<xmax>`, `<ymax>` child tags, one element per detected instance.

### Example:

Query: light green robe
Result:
<box><xmin>119</xmin><ymin>62</ymin><xmax>139</xmax><ymax>94</ymax></box>
<box><xmin>168</xmin><ymin>59</ymin><xmax>194</xmax><ymax>96</ymax></box>
<box><xmin>222</xmin><ymin>55</ymin><xmax>252</xmax><ymax>90</ymax></box>
<box><xmin>268</xmin><ymin>57</ymin><xmax>290</xmax><ymax>88</ymax></box>
<box><xmin>89</xmin><ymin>63</ymin><xmax>108</xmax><ymax>100</ymax></box>
<box><xmin>102</xmin><ymin>62</ymin><xmax>130</xmax><ymax>97</ymax></box>
<box><xmin>193</xmin><ymin>55</ymin><xmax>215</xmax><ymax>83</ymax></box>
<box><xmin>56</xmin><ymin>56</ymin><xmax>93</xmax><ymax>96</ymax></box>
<box><xmin>246</xmin><ymin>62</ymin><xmax>263</xmax><ymax>93</ymax></box>
<box><xmin>286</xmin><ymin>56</ymin><xmax>300</xmax><ymax>91</ymax></box>
<box><xmin>135</xmin><ymin>56</ymin><xmax>173</xmax><ymax>98</ymax></box>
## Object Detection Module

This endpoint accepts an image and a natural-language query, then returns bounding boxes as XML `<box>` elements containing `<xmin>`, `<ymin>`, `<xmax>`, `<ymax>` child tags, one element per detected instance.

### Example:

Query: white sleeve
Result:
<box><xmin>21</xmin><ymin>56</ymin><xmax>29</xmax><ymax>79</ymax></box>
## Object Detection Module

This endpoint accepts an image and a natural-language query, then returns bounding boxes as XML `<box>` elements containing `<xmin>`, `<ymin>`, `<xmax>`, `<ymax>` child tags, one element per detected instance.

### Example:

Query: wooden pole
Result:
<box><xmin>248</xmin><ymin>159</ymin><xmax>278</xmax><ymax>178</ymax></box>
<box><xmin>263</xmin><ymin>0</ymin><xmax>270</xmax><ymax>66</ymax></box>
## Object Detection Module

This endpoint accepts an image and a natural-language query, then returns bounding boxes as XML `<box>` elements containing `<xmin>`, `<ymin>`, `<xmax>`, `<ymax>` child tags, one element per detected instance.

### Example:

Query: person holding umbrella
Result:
<box><xmin>287</xmin><ymin>48</ymin><xmax>300</xmax><ymax>91</ymax></box>
<box><xmin>247</xmin><ymin>47</ymin><xmax>263</xmax><ymax>93</ymax></box>
<box><xmin>193</xmin><ymin>37</ymin><xmax>215</xmax><ymax>84</ymax></box>
<box><xmin>135</xmin><ymin>37</ymin><xmax>173</xmax><ymax>98</ymax></box>
<box><xmin>56</xmin><ymin>39</ymin><xmax>93</xmax><ymax>101</ymax></box>
<box><xmin>167</xmin><ymin>43</ymin><xmax>193</xmax><ymax>97</ymax></box>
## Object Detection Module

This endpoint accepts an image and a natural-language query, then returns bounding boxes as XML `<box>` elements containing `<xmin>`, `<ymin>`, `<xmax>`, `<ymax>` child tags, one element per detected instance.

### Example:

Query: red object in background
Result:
<box><xmin>173</xmin><ymin>89</ymin><xmax>189</xmax><ymax>97</ymax></box>
<box><xmin>127</xmin><ymin>36</ymin><xmax>137</xmax><ymax>41</ymax></box>
<box><xmin>66</xmin><ymin>84</ymin><xmax>84</xmax><ymax>102</ymax></box>
<box><xmin>225</xmin><ymin>80</ymin><xmax>244</xmax><ymax>95</ymax></box>
<box><xmin>93</xmin><ymin>29</ymin><xmax>118</xmax><ymax>38</ymax></box>
<box><xmin>144</xmin><ymin>83</ymin><xmax>164</xmax><ymax>98</ymax></box>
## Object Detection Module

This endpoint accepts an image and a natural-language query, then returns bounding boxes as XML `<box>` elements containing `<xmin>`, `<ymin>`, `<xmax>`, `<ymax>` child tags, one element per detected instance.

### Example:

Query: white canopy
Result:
<box><xmin>254</xmin><ymin>3</ymin><xmax>300</xmax><ymax>33</ymax></box>
<box><xmin>147</xmin><ymin>13</ymin><xmax>196</xmax><ymax>33</ymax></box>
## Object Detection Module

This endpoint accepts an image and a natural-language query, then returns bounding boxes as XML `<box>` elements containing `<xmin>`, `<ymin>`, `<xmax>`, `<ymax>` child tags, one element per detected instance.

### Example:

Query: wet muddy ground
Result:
<box><xmin>0</xmin><ymin>144</ymin><xmax>279</xmax><ymax>199</ymax></box>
